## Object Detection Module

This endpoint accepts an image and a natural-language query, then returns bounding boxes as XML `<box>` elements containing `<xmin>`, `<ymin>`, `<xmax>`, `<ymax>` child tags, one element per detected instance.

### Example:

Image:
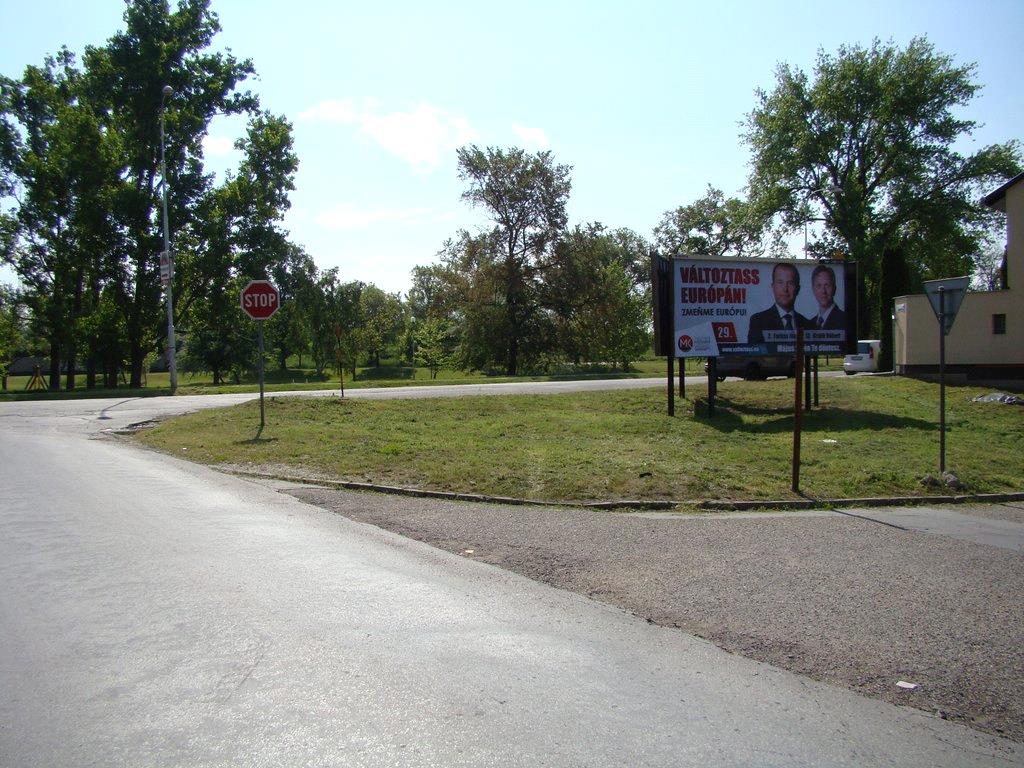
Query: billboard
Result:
<box><xmin>672</xmin><ymin>258</ymin><xmax>856</xmax><ymax>357</ymax></box>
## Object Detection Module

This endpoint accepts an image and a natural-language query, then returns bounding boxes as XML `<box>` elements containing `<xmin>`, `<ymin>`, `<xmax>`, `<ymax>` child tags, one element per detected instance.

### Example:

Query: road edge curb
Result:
<box><xmin>222</xmin><ymin>468</ymin><xmax>1024</xmax><ymax>512</ymax></box>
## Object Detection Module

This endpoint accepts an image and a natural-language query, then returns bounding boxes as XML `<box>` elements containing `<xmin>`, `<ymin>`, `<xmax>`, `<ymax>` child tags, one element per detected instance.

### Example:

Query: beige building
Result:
<box><xmin>893</xmin><ymin>171</ymin><xmax>1024</xmax><ymax>382</ymax></box>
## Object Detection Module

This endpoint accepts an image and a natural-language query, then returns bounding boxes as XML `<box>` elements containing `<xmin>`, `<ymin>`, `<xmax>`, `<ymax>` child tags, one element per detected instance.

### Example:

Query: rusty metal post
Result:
<box><xmin>792</xmin><ymin>329</ymin><xmax>804</xmax><ymax>493</ymax></box>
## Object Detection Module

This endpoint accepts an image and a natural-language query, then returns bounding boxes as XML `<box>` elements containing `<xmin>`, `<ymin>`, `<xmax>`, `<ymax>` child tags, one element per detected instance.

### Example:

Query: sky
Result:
<box><xmin>1</xmin><ymin>0</ymin><xmax>1022</xmax><ymax>295</ymax></box>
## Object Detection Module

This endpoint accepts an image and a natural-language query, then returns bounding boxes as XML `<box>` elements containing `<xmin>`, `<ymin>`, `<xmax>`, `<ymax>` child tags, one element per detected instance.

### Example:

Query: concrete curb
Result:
<box><xmin>698</xmin><ymin>492</ymin><xmax>1024</xmax><ymax>511</ymax></box>
<box><xmin>223</xmin><ymin>469</ymin><xmax>1024</xmax><ymax>512</ymax></box>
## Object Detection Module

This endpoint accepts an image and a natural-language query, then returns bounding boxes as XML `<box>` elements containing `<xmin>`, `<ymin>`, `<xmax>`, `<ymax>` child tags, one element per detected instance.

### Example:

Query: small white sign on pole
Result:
<box><xmin>159</xmin><ymin>251</ymin><xmax>170</xmax><ymax>287</ymax></box>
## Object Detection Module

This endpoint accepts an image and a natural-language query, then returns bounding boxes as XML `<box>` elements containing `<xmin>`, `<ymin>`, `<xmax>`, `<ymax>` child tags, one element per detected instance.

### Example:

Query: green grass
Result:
<box><xmin>135</xmin><ymin>376</ymin><xmax>1024</xmax><ymax>502</ymax></box>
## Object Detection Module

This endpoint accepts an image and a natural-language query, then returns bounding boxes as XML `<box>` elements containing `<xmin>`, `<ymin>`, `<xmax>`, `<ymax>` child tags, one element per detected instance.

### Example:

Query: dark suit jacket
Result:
<box><xmin>811</xmin><ymin>306</ymin><xmax>846</xmax><ymax>331</ymax></box>
<box><xmin>747</xmin><ymin>307</ymin><xmax>809</xmax><ymax>343</ymax></box>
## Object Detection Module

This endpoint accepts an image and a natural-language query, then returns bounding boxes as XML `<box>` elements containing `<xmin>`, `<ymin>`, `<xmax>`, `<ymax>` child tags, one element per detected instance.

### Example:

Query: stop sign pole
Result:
<box><xmin>240</xmin><ymin>280</ymin><xmax>281</xmax><ymax>431</ymax></box>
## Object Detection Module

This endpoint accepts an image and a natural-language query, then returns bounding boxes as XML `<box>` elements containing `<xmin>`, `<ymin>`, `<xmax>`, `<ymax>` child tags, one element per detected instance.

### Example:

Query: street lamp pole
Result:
<box><xmin>159</xmin><ymin>85</ymin><xmax>177</xmax><ymax>394</ymax></box>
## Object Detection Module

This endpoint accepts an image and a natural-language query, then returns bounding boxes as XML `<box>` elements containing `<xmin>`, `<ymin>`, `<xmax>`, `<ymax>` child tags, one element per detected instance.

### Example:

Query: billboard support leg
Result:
<box><xmin>792</xmin><ymin>330</ymin><xmax>804</xmax><ymax>493</ymax></box>
<box><xmin>708</xmin><ymin>357</ymin><xmax>717</xmax><ymax>417</ymax></box>
<box><xmin>813</xmin><ymin>355</ymin><xmax>819</xmax><ymax>407</ymax></box>
<box><xmin>667</xmin><ymin>355</ymin><xmax>674</xmax><ymax>417</ymax></box>
<box><xmin>804</xmin><ymin>353</ymin><xmax>812</xmax><ymax>411</ymax></box>
<box><xmin>678</xmin><ymin>357</ymin><xmax>685</xmax><ymax>399</ymax></box>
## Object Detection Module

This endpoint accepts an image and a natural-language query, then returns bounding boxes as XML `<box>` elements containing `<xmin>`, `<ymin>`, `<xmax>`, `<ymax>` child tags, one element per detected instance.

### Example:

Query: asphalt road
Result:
<box><xmin>1</xmin><ymin>383</ymin><xmax>1020</xmax><ymax>767</ymax></box>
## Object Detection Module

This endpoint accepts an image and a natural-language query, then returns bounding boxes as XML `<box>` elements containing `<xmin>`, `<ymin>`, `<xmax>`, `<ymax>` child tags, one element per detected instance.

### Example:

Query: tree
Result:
<box><xmin>407</xmin><ymin>263</ymin><xmax>458</xmax><ymax>325</ymax></box>
<box><xmin>972</xmin><ymin>246</ymin><xmax>1005</xmax><ymax>291</ymax></box>
<box><xmin>179</xmin><ymin>280</ymin><xmax>253</xmax><ymax>385</ymax></box>
<box><xmin>745</xmin><ymin>38</ymin><xmax>1020</xmax><ymax>339</ymax></box>
<box><xmin>1</xmin><ymin>2</ymin><xmax>306</xmax><ymax>393</ymax></box>
<box><xmin>654</xmin><ymin>186</ymin><xmax>769</xmax><ymax>259</ymax></box>
<box><xmin>77</xmin><ymin>287</ymin><xmax>130</xmax><ymax>388</ymax></box>
<box><xmin>413</xmin><ymin>317</ymin><xmax>454</xmax><ymax>379</ymax></box>
<box><xmin>266</xmin><ymin>244</ymin><xmax>317</xmax><ymax>371</ymax></box>
<box><xmin>968</xmin><ymin>224</ymin><xmax>1008</xmax><ymax>291</ymax></box>
<box><xmin>0</xmin><ymin>285</ymin><xmax>26</xmax><ymax>390</ymax></box>
<box><xmin>355</xmin><ymin>285</ymin><xmax>405</xmax><ymax>367</ymax></box>
<box><xmin>179</xmin><ymin>112</ymin><xmax>299</xmax><ymax>382</ymax></box>
<box><xmin>82</xmin><ymin>0</ymin><xmax>258</xmax><ymax>387</ymax></box>
<box><xmin>543</xmin><ymin>224</ymin><xmax>650</xmax><ymax>368</ymax></box>
<box><xmin>305</xmin><ymin>270</ymin><xmax>363</xmax><ymax>378</ymax></box>
<box><xmin>456</xmin><ymin>145</ymin><xmax>572</xmax><ymax>375</ymax></box>
<box><xmin>1</xmin><ymin>50</ymin><xmax>121</xmax><ymax>391</ymax></box>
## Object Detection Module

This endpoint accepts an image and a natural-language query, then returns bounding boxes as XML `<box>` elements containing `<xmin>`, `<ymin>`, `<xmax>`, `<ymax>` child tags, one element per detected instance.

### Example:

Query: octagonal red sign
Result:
<box><xmin>240</xmin><ymin>280</ymin><xmax>280</xmax><ymax>320</ymax></box>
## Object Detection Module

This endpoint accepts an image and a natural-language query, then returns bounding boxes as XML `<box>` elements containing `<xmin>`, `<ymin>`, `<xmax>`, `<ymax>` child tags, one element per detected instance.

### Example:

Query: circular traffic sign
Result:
<box><xmin>240</xmin><ymin>280</ymin><xmax>280</xmax><ymax>320</ymax></box>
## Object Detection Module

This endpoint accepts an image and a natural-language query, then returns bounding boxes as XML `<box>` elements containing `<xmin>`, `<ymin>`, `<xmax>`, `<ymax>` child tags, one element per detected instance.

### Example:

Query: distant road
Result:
<box><xmin>0</xmin><ymin>370</ymin><xmax>851</xmax><ymax>429</ymax></box>
<box><xmin>2</xmin><ymin>376</ymin><xmax>676</xmax><ymax>430</ymax></box>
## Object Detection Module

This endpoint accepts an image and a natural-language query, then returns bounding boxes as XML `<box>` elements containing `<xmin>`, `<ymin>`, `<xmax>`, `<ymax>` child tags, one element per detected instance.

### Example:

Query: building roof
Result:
<box><xmin>982</xmin><ymin>171</ymin><xmax>1024</xmax><ymax>212</ymax></box>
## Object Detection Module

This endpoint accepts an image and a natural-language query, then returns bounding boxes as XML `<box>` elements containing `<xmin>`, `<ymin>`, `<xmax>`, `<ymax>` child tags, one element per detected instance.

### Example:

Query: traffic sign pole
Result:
<box><xmin>258</xmin><ymin>321</ymin><xmax>266</xmax><ymax>432</ymax></box>
<box><xmin>923</xmin><ymin>277</ymin><xmax>967</xmax><ymax>477</ymax></box>
<box><xmin>939</xmin><ymin>287</ymin><xmax>946</xmax><ymax>473</ymax></box>
<box><xmin>239</xmin><ymin>280</ymin><xmax>280</xmax><ymax>434</ymax></box>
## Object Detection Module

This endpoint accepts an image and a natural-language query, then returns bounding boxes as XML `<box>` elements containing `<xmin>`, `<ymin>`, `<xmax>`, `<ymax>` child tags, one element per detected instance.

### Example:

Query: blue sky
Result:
<box><xmin>2</xmin><ymin>0</ymin><xmax>1022</xmax><ymax>294</ymax></box>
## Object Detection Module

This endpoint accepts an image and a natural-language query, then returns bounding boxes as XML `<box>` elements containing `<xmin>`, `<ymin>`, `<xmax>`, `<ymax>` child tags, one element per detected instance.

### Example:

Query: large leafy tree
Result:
<box><xmin>355</xmin><ymin>285</ymin><xmax>404</xmax><ymax>368</ymax></box>
<box><xmin>654</xmin><ymin>186</ymin><xmax>769</xmax><ymax>259</ymax></box>
<box><xmin>2</xmin><ymin>2</ymin><xmax>305</xmax><ymax>392</ymax></box>
<box><xmin>745</xmin><ymin>38</ymin><xmax>1020</xmax><ymax>339</ymax></box>
<box><xmin>1</xmin><ymin>50</ymin><xmax>121</xmax><ymax>390</ymax></box>
<box><xmin>180</xmin><ymin>112</ymin><xmax>298</xmax><ymax>382</ymax></box>
<box><xmin>305</xmin><ymin>270</ymin><xmax>363</xmax><ymax>379</ymax></box>
<box><xmin>265</xmin><ymin>243</ymin><xmax>318</xmax><ymax>371</ymax></box>
<box><xmin>430</xmin><ymin>230</ymin><xmax>553</xmax><ymax>374</ymax></box>
<box><xmin>407</xmin><ymin>263</ymin><xmax>458</xmax><ymax>325</ymax></box>
<box><xmin>413</xmin><ymin>317</ymin><xmax>454</xmax><ymax>379</ymax></box>
<box><xmin>543</xmin><ymin>224</ymin><xmax>650</xmax><ymax>368</ymax></box>
<box><xmin>456</xmin><ymin>145</ymin><xmax>571</xmax><ymax>375</ymax></box>
<box><xmin>82</xmin><ymin>0</ymin><xmax>258</xmax><ymax>387</ymax></box>
<box><xmin>0</xmin><ymin>284</ymin><xmax>26</xmax><ymax>390</ymax></box>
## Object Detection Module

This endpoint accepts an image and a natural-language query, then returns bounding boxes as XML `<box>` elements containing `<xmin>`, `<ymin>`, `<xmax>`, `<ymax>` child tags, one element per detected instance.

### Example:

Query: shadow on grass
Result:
<box><xmin>353</xmin><ymin>366</ymin><xmax>414</xmax><ymax>381</ymax></box>
<box><xmin>691</xmin><ymin>396</ymin><xmax>934</xmax><ymax>434</ymax></box>
<box><xmin>236</xmin><ymin>425</ymin><xmax>279</xmax><ymax>445</ymax></box>
<box><xmin>261</xmin><ymin>369</ymin><xmax>330</xmax><ymax>384</ymax></box>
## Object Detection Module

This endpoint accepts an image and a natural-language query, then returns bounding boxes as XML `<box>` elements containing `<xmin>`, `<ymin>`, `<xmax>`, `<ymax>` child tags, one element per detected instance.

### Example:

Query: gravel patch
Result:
<box><xmin>288</xmin><ymin>487</ymin><xmax>1024</xmax><ymax>743</ymax></box>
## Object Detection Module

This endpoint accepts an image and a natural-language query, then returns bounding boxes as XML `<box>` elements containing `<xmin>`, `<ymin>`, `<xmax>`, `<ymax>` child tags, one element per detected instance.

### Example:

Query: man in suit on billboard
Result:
<box><xmin>747</xmin><ymin>262</ymin><xmax>808</xmax><ymax>343</ymax></box>
<box><xmin>809</xmin><ymin>263</ymin><xmax>846</xmax><ymax>330</ymax></box>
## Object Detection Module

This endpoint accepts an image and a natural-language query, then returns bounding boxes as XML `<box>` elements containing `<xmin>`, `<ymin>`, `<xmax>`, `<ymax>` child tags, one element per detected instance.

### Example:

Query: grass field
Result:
<box><xmin>135</xmin><ymin>375</ymin><xmax>1024</xmax><ymax>503</ymax></box>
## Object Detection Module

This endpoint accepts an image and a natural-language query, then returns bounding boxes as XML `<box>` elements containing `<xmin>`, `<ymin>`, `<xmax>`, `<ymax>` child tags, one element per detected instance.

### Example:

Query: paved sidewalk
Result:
<box><xmin>840</xmin><ymin>502</ymin><xmax>1024</xmax><ymax>551</ymax></box>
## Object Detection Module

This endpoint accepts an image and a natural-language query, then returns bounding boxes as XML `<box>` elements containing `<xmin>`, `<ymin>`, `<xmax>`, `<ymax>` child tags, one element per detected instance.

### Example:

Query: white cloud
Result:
<box><xmin>299</xmin><ymin>99</ymin><xmax>477</xmax><ymax>172</ymax></box>
<box><xmin>314</xmin><ymin>203</ymin><xmax>436</xmax><ymax>231</ymax></box>
<box><xmin>202</xmin><ymin>135</ymin><xmax>235</xmax><ymax>156</ymax></box>
<box><xmin>298</xmin><ymin>99</ymin><xmax>357</xmax><ymax>123</ymax></box>
<box><xmin>511</xmin><ymin>122</ymin><xmax>550</xmax><ymax>150</ymax></box>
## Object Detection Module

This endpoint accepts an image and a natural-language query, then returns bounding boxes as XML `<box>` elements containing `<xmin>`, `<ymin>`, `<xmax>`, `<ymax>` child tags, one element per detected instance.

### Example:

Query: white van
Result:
<box><xmin>843</xmin><ymin>340</ymin><xmax>881</xmax><ymax>374</ymax></box>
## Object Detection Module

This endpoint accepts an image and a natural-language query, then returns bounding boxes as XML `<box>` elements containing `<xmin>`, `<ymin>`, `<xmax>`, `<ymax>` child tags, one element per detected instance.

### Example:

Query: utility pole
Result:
<box><xmin>159</xmin><ymin>85</ymin><xmax>178</xmax><ymax>394</ymax></box>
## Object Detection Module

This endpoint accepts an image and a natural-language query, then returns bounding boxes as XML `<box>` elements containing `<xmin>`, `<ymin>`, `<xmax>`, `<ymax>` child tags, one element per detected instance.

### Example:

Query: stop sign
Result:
<box><xmin>240</xmin><ymin>280</ymin><xmax>280</xmax><ymax>320</ymax></box>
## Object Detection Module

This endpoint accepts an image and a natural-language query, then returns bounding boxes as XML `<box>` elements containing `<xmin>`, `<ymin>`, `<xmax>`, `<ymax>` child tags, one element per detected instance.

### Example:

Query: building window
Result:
<box><xmin>992</xmin><ymin>314</ymin><xmax>1006</xmax><ymax>335</ymax></box>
